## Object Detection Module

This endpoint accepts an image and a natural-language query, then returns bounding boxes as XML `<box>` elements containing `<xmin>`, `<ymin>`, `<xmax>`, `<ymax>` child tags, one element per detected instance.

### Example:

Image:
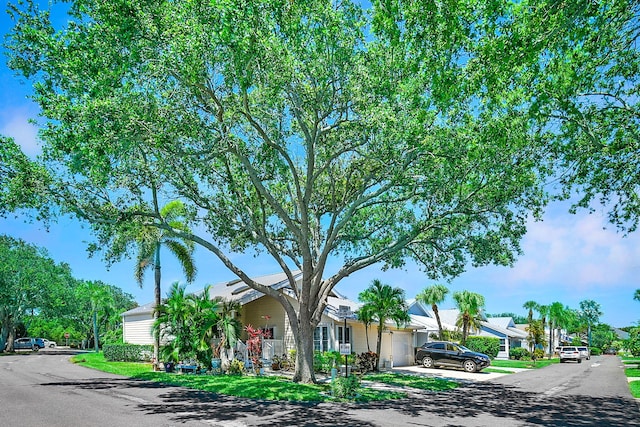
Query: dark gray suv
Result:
<box><xmin>415</xmin><ymin>341</ymin><xmax>491</xmax><ymax>373</ymax></box>
<box><xmin>13</xmin><ymin>338</ymin><xmax>40</xmax><ymax>351</ymax></box>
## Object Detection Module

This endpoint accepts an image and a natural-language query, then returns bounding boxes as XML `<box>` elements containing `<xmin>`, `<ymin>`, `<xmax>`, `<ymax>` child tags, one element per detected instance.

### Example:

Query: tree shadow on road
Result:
<box><xmin>42</xmin><ymin>377</ymin><xmax>640</xmax><ymax>426</ymax></box>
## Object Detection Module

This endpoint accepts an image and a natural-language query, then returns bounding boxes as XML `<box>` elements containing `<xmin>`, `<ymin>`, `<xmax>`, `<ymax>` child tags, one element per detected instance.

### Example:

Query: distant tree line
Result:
<box><xmin>0</xmin><ymin>235</ymin><xmax>137</xmax><ymax>351</ymax></box>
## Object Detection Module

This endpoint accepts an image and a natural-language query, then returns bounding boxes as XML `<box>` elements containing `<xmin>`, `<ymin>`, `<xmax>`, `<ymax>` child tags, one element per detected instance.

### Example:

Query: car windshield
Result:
<box><xmin>457</xmin><ymin>344</ymin><xmax>472</xmax><ymax>352</ymax></box>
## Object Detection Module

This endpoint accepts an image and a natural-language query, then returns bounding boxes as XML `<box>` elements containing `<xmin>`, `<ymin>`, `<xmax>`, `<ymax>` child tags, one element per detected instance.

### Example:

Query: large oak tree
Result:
<box><xmin>3</xmin><ymin>0</ymin><xmax>636</xmax><ymax>382</ymax></box>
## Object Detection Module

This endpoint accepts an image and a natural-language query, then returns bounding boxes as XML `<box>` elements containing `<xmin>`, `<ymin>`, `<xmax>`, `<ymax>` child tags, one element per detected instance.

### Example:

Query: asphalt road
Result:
<box><xmin>1</xmin><ymin>351</ymin><xmax>638</xmax><ymax>426</ymax></box>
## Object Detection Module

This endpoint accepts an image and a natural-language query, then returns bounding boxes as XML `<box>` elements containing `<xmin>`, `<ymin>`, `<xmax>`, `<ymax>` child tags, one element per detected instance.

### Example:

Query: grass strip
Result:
<box><xmin>625</xmin><ymin>368</ymin><xmax>640</xmax><ymax>378</ymax></box>
<box><xmin>363</xmin><ymin>373</ymin><xmax>459</xmax><ymax>392</ymax></box>
<box><xmin>71</xmin><ymin>353</ymin><xmax>430</xmax><ymax>402</ymax></box>
<box><xmin>629</xmin><ymin>380</ymin><xmax>640</xmax><ymax>398</ymax></box>
<box><xmin>489</xmin><ymin>358</ymin><xmax>558</xmax><ymax>369</ymax></box>
<box><xmin>484</xmin><ymin>368</ymin><xmax>514</xmax><ymax>374</ymax></box>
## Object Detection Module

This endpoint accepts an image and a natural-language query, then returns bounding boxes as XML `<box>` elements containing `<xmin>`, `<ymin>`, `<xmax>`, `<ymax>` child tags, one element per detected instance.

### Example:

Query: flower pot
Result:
<box><xmin>164</xmin><ymin>362</ymin><xmax>175</xmax><ymax>373</ymax></box>
<box><xmin>211</xmin><ymin>358</ymin><xmax>222</xmax><ymax>369</ymax></box>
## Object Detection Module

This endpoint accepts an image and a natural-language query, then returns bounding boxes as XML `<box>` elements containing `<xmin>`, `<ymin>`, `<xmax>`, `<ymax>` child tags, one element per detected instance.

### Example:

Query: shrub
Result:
<box><xmin>314</xmin><ymin>351</ymin><xmax>341</xmax><ymax>373</ymax></box>
<box><xmin>625</xmin><ymin>328</ymin><xmax>640</xmax><ymax>357</ymax></box>
<box><xmin>509</xmin><ymin>347</ymin><xmax>530</xmax><ymax>360</ymax></box>
<box><xmin>590</xmin><ymin>347</ymin><xmax>602</xmax><ymax>356</ymax></box>
<box><xmin>331</xmin><ymin>375</ymin><xmax>361</xmax><ymax>399</ymax></box>
<box><xmin>533</xmin><ymin>349</ymin><xmax>545</xmax><ymax>359</ymax></box>
<box><xmin>465</xmin><ymin>337</ymin><xmax>500</xmax><ymax>358</ymax></box>
<box><xmin>103</xmin><ymin>344</ymin><xmax>153</xmax><ymax>362</ymax></box>
<box><xmin>227</xmin><ymin>359</ymin><xmax>245</xmax><ymax>375</ymax></box>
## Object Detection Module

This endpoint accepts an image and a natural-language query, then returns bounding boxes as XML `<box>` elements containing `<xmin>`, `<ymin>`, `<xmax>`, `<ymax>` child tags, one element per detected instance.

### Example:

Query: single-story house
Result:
<box><xmin>476</xmin><ymin>317</ymin><xmax>528</xmax><ymax>359</ymax></box>
<box><xmin>407</xmin><ymin>302</ymin><xmax>527</xmax><ymax>359</ymax></box>
<box><xmin>122</xmin><ymin>271</ymin><xmax>424</xmax><ymax>367</ymax></box>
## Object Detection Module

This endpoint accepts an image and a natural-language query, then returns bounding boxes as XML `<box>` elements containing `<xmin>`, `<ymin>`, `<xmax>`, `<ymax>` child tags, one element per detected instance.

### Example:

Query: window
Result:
<box><xmin>500</xmin><ymin>338</ymin><xmax>506</xmax><ymax>352</ymax></box>
<box><xmin>314</xmin><ymin>326</ymin><xmax>329</xmax><ymax>352</ymax></box>
<box><xmin>432</xmin><ymin>343</ymin><xmax>445</xmax><ymax>350</ymax></box>
<box><xmin>336</xmin><ymin>325</ymin><xmax>351</xmax><ymax>344</ymax></box>
<box><xmin>263</xmin><ymin>327</ymin><xmax>275</xmax><ymax>340</ymax></box>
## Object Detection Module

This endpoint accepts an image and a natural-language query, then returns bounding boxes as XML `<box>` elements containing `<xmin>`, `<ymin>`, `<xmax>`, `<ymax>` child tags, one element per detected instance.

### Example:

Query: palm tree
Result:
<box><xmin>134</xmin><ymin>200</ymin><xmax>197</xmax><ymax>368</ymax></box>
<box><xmin>534</xmin><ymin>304</ymin><xmax>550</xmax><ymax>357</ymax></box>
<box><xmin>416</xmin><ymin>284</ymin><xmax>449</xmax><ymax>340</ymax></box>
<box><xmin>358</xmin><ymin>279</ymin><xmax>411</xmax><ymax>371</ymax></box>
<box><xmin>548</xmin><ymin>301</ymin><xmax>568</xmax><ymax>355</ymax></box>
<box><xmin>634</xmin><ymin>289</ymin><xmax>640</xmax><ymax>303</ymax></box>
<box><xmin>523</xmin><ymin>300</ymin><xmax>538</xmax><ymax>353</ymax></box>
<box><xmin>452</xmin><ymin>290</ymin><xmax>485</xmax><ymax>345</ymax></box>
<box><xmin>356</xmin><ymin>304</ymin><xmax>375</xmax><ymax>352</ymax></box>
<box><xmin>215</xmin><ymin>299</ymin><xmax>242</xmax><ymax>369</ymax></box>
<box><xmin>153</xmin><ymin>282</ymin><xmax>194</xmax><ymax>363</ymax></box>
<box><xmin>526</xmin><ymin>319</ymin><xmax>546</xmax><ymax>359</ymax></box>
<box><xmin>579</xmin><ymin>299</ymin><xmax>602</xmax><ymax>347</ymax></box>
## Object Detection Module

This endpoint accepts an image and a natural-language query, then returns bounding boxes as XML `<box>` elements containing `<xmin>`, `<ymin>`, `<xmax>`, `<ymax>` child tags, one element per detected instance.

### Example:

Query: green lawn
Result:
<box><xmin>489</xmin><ymin>358</ymin><xmax>559</xmax><ymax>369</ymax></box>
<box><xmin>484</xmin><ymin>368</ymin><xmax>516</xmax><ymax>374</ymax></box>
<box><xmin>629</xmin><ymin>380</ymin><xmax>640</xmax><ymax>398</ymax></box>
<box><xmin>71</xmin><ymin>353</ymin><xmax>463</xmax><ymax>402</ymax></box>
<box><xmin>625</xmin><ymin>368</ymin><xmax>640</xmax><ymax>378</ymax></box>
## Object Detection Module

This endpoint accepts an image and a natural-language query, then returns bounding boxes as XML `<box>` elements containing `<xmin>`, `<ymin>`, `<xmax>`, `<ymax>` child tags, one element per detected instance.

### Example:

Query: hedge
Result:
<box><xmin>103</xmin><ymin>344</ymin><xmax>153</xmax><ymax>362</ymax></box>
<box><xmin>464</xmin><ymin>336</ymin><xmax>500</xmax><ymax>358</ymax></box>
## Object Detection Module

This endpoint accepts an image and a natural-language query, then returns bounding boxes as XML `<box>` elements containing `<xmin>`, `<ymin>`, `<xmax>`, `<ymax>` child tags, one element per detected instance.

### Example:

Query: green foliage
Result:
<box><xmin>591</xmin><ymin>324</ymin><xmax>616</xmax><ymax>351</ymax></box>
<box><xmin>331</xmin><ymin>375</ymin><xmax>361</xmax><ymax>400</ymax></box>
<box><xmin>509</xmin><ymin>347</ymin><xmax>530</xmax><ymax>360</ymax></box>
<box><xmin>590</xmin><ymin>347</ymin><xmax>602</xmax><ymax>356</ymax></box>
<box><xmin>227</xmin><ymin>359</ymin><xmax>245</xmax><ymax>376</ymax></box>
<box><xmin>533</xmin><ymin>349</ymin><xmax>545</xmax><ymax>359</ymax></box>
<box><xmin>0</xmin><ymin>235</ymin><xmax>135</xmax><ymax>352</ymax></box>
<box><xmin>6</xmin><ymin>0</ymin><xmax>638</xmax><ymax>382</ymax></box>
<box><xmin>313</xmin><ymin>351</ymin><xmax>341</xmax><ymax>373</ymax></box>
<box><xmin>625</xmin><ymin>328</ymin><xmax>640</xmax><ymax>357</ymax></box>
<box><xmin>464</xmin><ymin>336</ymin><xmax>500</xmax><ymax>358</ymax></box>
<box><xmin>103</xmin><ymin>344</ymin><xmax>154</xmax><ymax>362</ymax></box>
<box><xmin>453</xmin><ymin>291</ymin><xmax>485</xmax><ymax>344</ymax></box>
<box><xmin>358</xmin><ymin>280</ymin><xmax>410</xmax><ymax>370</ymax></box>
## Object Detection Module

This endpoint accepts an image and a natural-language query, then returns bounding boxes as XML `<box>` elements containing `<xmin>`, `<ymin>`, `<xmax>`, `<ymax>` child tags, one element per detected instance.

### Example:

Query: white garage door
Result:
<box><xmin>391</xmin><ymin>332</ymin><xmax>413</xmax><ymax>367</ymax></box>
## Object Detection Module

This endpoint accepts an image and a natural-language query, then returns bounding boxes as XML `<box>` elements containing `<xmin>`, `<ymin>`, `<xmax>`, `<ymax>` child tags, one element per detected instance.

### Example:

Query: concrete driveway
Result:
<box><xmin>392</xmin><ymin>363</ymin><xmax>530</xmax><ymax>382</ymax></box>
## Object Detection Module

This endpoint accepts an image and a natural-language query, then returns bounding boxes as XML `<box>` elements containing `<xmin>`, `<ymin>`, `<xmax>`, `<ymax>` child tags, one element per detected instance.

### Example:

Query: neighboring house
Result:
<box><xmin>406</xmin><ymin>301</ymin><xmax>527</xmax><ymax>359</ymax></box>
<box><xmin>122</xmin><ymin>271</ymin><xmax>423</xmax><ymax>367</ymax></box>
<box><xmin>407</xmin><ymin>299</ymin><xmax>458</xmax><ymax>346</ymax></box>
<box><xmin>477</xmin><ymin>317</ymin><xmax>527</xmax><ymax>359</ymax></box>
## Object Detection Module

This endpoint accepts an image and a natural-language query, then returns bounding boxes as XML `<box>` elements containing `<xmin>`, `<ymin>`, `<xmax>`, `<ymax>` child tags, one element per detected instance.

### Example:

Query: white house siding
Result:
<box><xmin>123</xmin><ymin>313</ymin><xmax>155</xmax><ymax>345</ymax></box>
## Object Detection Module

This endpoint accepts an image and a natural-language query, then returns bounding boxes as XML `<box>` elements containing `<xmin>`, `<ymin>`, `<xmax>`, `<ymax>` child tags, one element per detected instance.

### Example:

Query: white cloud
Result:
<box><xmin>0</xmin><ymin>108</ymin><xmax>41</xmax><ymax>156</ymax></box>
<box><xmin>502</xmin><ymin>209</ymin><xmax>640</xmax><ymax>290</ymax></box>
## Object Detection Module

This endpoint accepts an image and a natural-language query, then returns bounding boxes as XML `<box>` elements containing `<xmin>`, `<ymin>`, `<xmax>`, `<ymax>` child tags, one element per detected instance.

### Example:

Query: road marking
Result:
<box><xmin>591</xmin><ymin>363</ymin><xmax>600</xmax><ymax>367</ymax></box>
<box><xmin>541</xmin><ymin>384</ymin><xmax>567</xmax><ymax>397</ymax></box>
<box><xmin>114</xmin><ymin>393</ymin><xmax>149</xmax><ymax>404</ymax></box>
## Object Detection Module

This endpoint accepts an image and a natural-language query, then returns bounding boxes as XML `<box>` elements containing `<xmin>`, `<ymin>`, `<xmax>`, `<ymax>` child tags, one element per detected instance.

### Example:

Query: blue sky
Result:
<box><xmin>1</xmin><ymin>7</ymin><xmax>639</xmax><ymax>328</ymax></box>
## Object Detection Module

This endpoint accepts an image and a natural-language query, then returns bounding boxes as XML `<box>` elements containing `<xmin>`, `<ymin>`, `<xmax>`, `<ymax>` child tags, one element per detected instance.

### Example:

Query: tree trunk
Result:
<box><xmin>92</xmin><ymin>310</ymin><xmax>99</xmax><ymax>352</ymax></box>
<box><xmin>375</xmin><ymin>321</ymin><xmax>383</xmax><ymax>371</ymax></box>
<box><xmin>433</xmin><ymin>305</ymin><xmax>444</xmax><ymax>341</ymax></box>
<box><xmin>292</xmin><ymin>312</ymin><xmax>316</xmax><ymax>383</ymax></box>
<box><xmin>153</xmin><ymin>245</ymin><xmax>161</xmax><ymax>370</ymax></box>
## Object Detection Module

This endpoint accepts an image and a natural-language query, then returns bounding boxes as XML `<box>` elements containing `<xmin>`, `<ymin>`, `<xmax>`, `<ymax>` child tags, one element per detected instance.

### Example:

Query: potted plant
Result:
<box><xmin>245</xmin><ymin>324</ymin><xmax>269</xmax><ymax>376</ymax></box>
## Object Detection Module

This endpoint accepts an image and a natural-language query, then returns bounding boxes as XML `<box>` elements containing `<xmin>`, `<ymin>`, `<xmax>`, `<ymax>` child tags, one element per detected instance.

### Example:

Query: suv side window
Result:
<box><xmin>432</xmin><ymin>343</ymin><xmax>445</xmax><ymax>350</ymax></box>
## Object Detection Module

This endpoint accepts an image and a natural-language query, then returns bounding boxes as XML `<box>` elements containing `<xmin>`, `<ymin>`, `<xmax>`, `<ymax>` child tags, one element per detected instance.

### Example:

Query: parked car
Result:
<box><xmin>40</xmin><ymin>339</ymin><xmax>56</xmax><ymax>348</ymax></box>
<box><xmin>559</xmin><ymin>346</ymin><xmax>582</xmax><ymax>363</ymax></box>
<box><xmin>13</xmin><ymin>338</ymin><xmax>40</xmax><ymax>351</ymax></box>
<box><xmin>34</xmin><ymin>338</ymin><xmax>45</xmax><ymax>349</ymax></box>
<box><xmin>577</xmin><ymin>346</ymin><xmax>590</xmax><ymax>360</ymax></box>
<box><xmin>415</xmin><ymin>341</ymin><xmax>491</xmax><ymax>373</ymax></box>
